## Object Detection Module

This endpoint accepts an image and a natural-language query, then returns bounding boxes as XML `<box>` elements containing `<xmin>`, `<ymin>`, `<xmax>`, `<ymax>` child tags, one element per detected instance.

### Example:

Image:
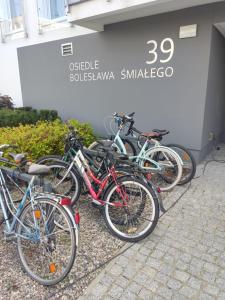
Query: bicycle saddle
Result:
<box><xmin>8</xmin><ymin>152</ymin><xmax>26</xmax><ymax>163</ymax></box>
<box><xmin>141</xmin><ymin>132</ymin><xmax>160</xmax><ymax>138</ymax></box>
<box><xmin>28</xmin><ymin>163</ymin><xmax>51</xmax><ymax>176</ymax></box>
<box><xmin>152</xmin><ymin>129</ymin><xmax>170</xmax><ymax>136</ymax></box>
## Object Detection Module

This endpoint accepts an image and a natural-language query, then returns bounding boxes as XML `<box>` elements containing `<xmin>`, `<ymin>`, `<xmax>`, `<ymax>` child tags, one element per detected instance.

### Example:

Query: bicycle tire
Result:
<box><xmin>17</xmin><ymin>198</ymin><xmax>77</xmax><ymax>285</ymax></box>
<box><xmin>103</xmin><ymin>176</ymin><xmax>159</xmax><ymax>242</ymax></box>
<box><xmin>143</xmin><ymin>146</ymin><xmax>183</xmax><ymax>191</ymax></box>
<box><xmin>165</xmin><ymin>144</ymin><xmax>196</xmax><ymax>185</ymax></box>
<box><xmin>121</xmin><ymin>138</ymin><xmax>137</xmax><ymax>156</ymax></box>
<box><xmin>88</xmin><ymin>139</ymin><xmax>120</xmax><ymax>152</ymax></box>
<box><xmin>36</xmin><ymin>155</ymin><xmax>63</xmax><ymax>165</ymax></box>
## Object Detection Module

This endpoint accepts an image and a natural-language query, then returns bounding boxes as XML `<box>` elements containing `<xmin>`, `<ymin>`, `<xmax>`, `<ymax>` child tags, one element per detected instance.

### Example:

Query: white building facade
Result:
<box><xmin>0</xmin><ymin>0</ymin><xmax>93</xmax><ymax>106</ymax></box>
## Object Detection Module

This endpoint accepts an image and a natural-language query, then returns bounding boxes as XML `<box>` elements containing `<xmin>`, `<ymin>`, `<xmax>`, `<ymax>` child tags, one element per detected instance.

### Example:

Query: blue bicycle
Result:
<box><xmin>0</xmin><ymin>144</ymin><xmax>78</xmax><ymax>285</ymax></box>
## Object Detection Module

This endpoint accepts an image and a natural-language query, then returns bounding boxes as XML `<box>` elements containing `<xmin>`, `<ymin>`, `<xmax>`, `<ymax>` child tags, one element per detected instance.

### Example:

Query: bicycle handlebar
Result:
<box><xmin>0</xmin><ymin>144</ymin><xmax>18</xmax><ymax>150</ymax></box>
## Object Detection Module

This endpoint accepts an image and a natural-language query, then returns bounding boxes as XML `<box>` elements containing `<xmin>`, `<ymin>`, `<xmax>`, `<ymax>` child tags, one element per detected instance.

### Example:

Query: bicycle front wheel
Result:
<box><xmin>16</xmin><ymin>198</ymin><xmax>77</xmax><ymax>285</ymax></box>
<box><xmin>103</xmin><ymin>177</ymin><xmax>159</xmax><ymax>242</ymax></box>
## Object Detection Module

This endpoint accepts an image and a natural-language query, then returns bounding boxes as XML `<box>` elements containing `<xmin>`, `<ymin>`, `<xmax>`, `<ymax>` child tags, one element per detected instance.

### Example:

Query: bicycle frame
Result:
<box><xmin>112</xmin><ymin>128</ymin><xmax>162</xmax><ymax>171</ymax></box>
<box><xmin>0</xmin><ymin>166</ymin><xmax>79</xmax><ymax>244</ymax></box>
<box><xmin>0</xmin><ymin>170</ymin><xmax>39</xmax><ymax>240</ymax></box>
<box><xmin>63</xmin><ymin>149</ymin><xmax>126</xmax><ymax>207</ymax></box>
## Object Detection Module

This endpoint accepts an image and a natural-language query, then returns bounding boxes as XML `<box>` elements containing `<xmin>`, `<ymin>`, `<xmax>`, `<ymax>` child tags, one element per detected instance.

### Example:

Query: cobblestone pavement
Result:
<box><xmin>80</xmin><ymin>146</ymin><xmax>225</xmax><ymax>300</ymax></box>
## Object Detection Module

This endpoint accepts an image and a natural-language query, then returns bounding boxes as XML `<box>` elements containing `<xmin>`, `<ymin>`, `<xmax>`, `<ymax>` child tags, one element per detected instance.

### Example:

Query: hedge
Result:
<box><xmin>0</xmin><ymin>119</ymin><xmax>95</xmax><ymax>161</ymax></box>
<box><xmin>0</xmin><ymin>108</ymin><xmax>59</xmax><ymax>127</ymax></box>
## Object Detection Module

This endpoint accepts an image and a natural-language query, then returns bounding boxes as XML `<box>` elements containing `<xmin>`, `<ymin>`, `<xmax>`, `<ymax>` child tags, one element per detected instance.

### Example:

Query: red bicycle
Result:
<box><xmin>71</xmin><ymin>147</ymin><xmax>159</xmax><ymax>242</ymax></box>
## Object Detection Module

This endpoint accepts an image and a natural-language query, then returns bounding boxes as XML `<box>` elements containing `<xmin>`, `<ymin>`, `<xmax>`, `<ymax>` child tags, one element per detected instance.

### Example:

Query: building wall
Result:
<box><xmin>201</xmin><ymin>27</ymin><xmax>225</xmax><ymax>158</ymax></box>
<box><xmin>0</xmin><ymin>0</ymin><xmax>93</xmax><ymax>106</ymax></box>
<box><xmin>17</xmin><ymin>3</ymin><xmax>225</xmax><ymax>161</ymax></box>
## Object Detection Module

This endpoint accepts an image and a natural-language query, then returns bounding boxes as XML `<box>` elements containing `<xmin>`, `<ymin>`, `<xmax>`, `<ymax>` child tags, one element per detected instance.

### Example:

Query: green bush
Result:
<box><xmin>0</xmin><ymin>108</ymin><xmax>59</xmax><ymax>127</ymax></box>
<box><xmin>0</xmin><ymin>119</ymin><xmax>95</xmax><ymax>161</ymax></box>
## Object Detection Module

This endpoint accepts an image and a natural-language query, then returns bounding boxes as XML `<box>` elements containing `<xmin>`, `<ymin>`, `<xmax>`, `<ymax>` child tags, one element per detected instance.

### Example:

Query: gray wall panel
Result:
<box><xmin>202</xmin><ymin>27</ymin><xmax>225</xmax><ymax>148</ymax></box>
<box><xmin>17</xmin><ymin>3</ymin><xmax>225</xmax><ymax>159</ymax></box>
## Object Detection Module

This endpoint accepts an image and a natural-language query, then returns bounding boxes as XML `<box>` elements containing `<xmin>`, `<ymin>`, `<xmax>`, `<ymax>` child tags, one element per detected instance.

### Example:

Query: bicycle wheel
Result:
<box><xmin>121</xmin><ymin>139</ymin><xmax>137</xmax><ymax>156</ymax></box>
<box><xmin>46</xmin><ymin>161</ymin><xmax>82</xmax><ymax>206</ymax></box>
<box><xmin>88</xmin><ymin>139</ymin><xmax>119</xmax><ymax>151</ymax></box>
<box><xmin>143</xmin><ymin>147</ymin><xmax>183</xmax><ymax>191</ymax></box>
<box><xmin>165</xmin><ymin>144</ymin><xmax>196</xmax><ymax>185</ymax></box>
<box><xmin>103</xmin><ymin>176</ymin><xmax>159</xmax><ymax>242</ymax></box>
<box><xmin>36</xmin><ymin>155</ymin><xmax>63</xmax><ymax>165</ymax></box>
<box><xmin>17</xmin><ymin>198</ymin><xmax>77</xmax><ymax>285</ymax></box>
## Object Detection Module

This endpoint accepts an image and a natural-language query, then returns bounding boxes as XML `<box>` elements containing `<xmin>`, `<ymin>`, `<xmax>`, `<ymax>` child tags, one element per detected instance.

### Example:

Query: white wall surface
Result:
<box><xmin>0</xmin><ymin>0</ymin><xmax>94</xmax><ymax>106</ymax></box>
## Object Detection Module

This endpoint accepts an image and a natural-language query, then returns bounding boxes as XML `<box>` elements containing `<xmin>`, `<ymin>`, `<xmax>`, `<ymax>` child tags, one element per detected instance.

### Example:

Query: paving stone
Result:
<box><xmin>108</xmin><ymin>284</ymin><xmax>124</xmax><ymax>299</ymax></box>
<box><xmin>163</xmin><ymin>254</ymin><xmax>175</xmax><ymax>265</ymax></box>
<box><xmin>155</xmin><ymin>272</ymin><xmax>169</xmax><ymax>284</ymax></box>
<box><xmin>146</xmin><ymin>257</ymin><xmax>162</xmax><ymax>270</ymax></box>
<box><xmin>173</xmin><ymin>270</ymin><xmax>190</xmax><ymax>283</ymax></box>
<box><xmin>121</xmin><ymin>290</ymin><xmax>138</xmax><ymax>300</ymax></box>
<box><xmin>167</xmin><ymin>278</ymin><xmax>182</xmax><ymax>290</ymax></box>
<box><xmin>218</xmin><ymin>292</ymin><xmax>225</xmax><ymax>300</ymax></box>
<box><xmin>117</xmin><ymin>255</ymin><xmax>129</xmax><ymax>267</ymax></box>
<box><xmin>215</xmin><ymin>277</ymin><xmax>225</xmax><ymax>291</ymax></box>
<box><xmin>133</xmin><ymin>272</ymin><xmax>149</xmax><ymax>285</ymax></box>
<box><xmin>108</xmin><ymin>264</ymin><xmax>123</xmax><ymax>277</ymax></box>
<box><xmin>203</xmin><ymin>262</ymin><xmax>219</xmax><ymax>273</ymax></box>
<box><xmin>91</xmin><ymin>283</ymin><xmax>108</xmax><ymax>298</ymax></box>
<box><xmin>176</xmin><ymin>260</ymin><xmax>189</xmax><ymax>271</ymax></box>
<box><xmin>150</xmin><ymin>249</ymin><xmax>165</xmax><ymax>259</ymax></box>
<box><xmin>127</xmin><ymin>281</ymin><xmax>142</xmax><ymax>295</ymax></box>
<box><xmin>147</xmin><ymin>280</ymin><xmax>160</xmax><ymax>293</ymax></box>
<box><xmin>188</xmin><ymin>277</ymin><xmax>202</xmax><ymax>290</ymax></box>
<box><xmin>141</xmin><ymin>265</ymin><xmax>157</xmax><ymax>278</ymax></box>
<box><xmin>160</xmin><ymin>264</ymin><xmax>174</xmax><ymax>276</ymax></box>
<box><xmin>99</xmin><ymin>273</ymin><xmax>114</xmax><ymax>287</ymax></box>
<box><xmin>138</xmin><ymin>287</ymin><xmax>153</xmax><ymax>300</ymax></box>
<box><xmin>200</xmin><ymin>271</ymin><xmax>216</xmax><ymax>284</ymax></box>
<box><xmin>114</xmin><ymin>276</ymin><xmax>129</xmax><ymax>289</ymax></box>
<box><xmin>199</xmin><ymin>292</ymin><xmax>215</xmax><ymax>300</ymax></box>
<box><xmin>156</xmin><ymin>286</ymin><xmax>173</xmax><ymax>299</ymax></box>
<box><xmin>205</xmin><ymin>284</ymin><xmax>220</xmax><ymax>296</ymax></box>
<box><xmin>179</xmin><ymin>286</ymin><xmax>198</xmax><ymax>298</ymax></box>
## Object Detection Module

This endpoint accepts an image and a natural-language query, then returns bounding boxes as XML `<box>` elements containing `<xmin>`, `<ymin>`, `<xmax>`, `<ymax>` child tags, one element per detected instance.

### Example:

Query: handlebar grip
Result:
<box><xmin>128</xmin><ymin>112</ymin><xmax>135</xmax><ymax>118</ymax></box>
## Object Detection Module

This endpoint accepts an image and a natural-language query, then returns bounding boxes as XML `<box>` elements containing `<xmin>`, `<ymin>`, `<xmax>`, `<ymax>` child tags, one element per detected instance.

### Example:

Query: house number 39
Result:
<box><xmin>146</xmin><ymin>38</ymin><xmax>175</xmax><ymax>65</ymax></box>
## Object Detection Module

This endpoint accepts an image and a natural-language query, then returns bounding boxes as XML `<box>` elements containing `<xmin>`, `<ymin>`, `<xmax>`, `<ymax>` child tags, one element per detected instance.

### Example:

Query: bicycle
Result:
<box><xmin>89</xmin><ymin>113</ymin><xmax>183</xmax><ymax>191</ymax></box>
<box><xmin>0</xmin><ymin>145</ymin><xmax>79</xmax><ymax>285</ymax></box>
<box><xmin>37</xmin><ymin>132</ymin><xmax>160</xmax><ymax>242</ymax></box>
<box><xmin>0</xmin><ymin>143</ymin><xmax>81</xmax><ymax>206</ymax></box>
<box><xmin>36</xmin><ymin>127</ymin><xmax>163</xmax><ymax>210</ymax></box>
<box><xmin>93</xmin><ymin>113</ymin><xmax>196</xmax><ymax>185</ymax></box>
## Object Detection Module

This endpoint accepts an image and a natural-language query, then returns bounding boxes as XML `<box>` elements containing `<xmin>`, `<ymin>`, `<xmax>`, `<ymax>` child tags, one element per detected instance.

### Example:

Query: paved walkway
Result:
<box><xmin>79</xmin><ymin>146</ymin><xmax>225</xmax><ymax>300</ymax></box>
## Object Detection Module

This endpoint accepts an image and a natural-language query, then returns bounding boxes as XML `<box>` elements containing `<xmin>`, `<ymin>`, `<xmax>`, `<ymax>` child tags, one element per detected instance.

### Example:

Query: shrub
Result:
<box><xmin>0</xmin><ymin>119</ymin><xmax>95</xmax><ymax>161</ymax></box>
<box><xmin>0</xmin><ymin>95</ymin><xmax>14</xmax><ymax>109</ymax></box>
<box><xmin>0</xmin><ymin>108</ymin><xmax>59</xmax><ymax>127</ymax></box>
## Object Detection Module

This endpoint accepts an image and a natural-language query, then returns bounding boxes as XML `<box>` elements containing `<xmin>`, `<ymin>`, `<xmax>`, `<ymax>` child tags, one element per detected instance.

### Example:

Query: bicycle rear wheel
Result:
<box><xmin>165</xmin><ymin>144</ymin><xmax>196</xmax><ymax>185</ymax></box>
<box><xmin>103</xmin><ymin>177</ymin><xmax>159</xmax><ymax>242</ymax></box>
<box><xmin>143</xmin><ymin>147</ymin><xmax>183</xmax><ymax>191</ymax></box>
<box><xmin>16</xmin><ymin>198</ymin><xmax>77</xmax><ymax>285</ymax></box>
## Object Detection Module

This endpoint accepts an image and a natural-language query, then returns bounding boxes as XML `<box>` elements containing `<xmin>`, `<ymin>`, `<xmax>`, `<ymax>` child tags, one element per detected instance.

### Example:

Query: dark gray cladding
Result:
<box><xmin>17</xmin><ymin>2</ymin><xmax>225</xmax><ymax>162</ymax></box>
